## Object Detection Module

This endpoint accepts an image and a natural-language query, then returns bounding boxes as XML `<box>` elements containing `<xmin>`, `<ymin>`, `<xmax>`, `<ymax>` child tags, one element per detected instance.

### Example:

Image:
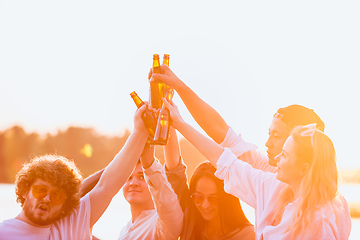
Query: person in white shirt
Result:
<box><xmin>117</xmin><ymin>142</ymin><xmax>183</xmax><ymax>240</ymax></box>
<box><xmin>163</xmin><ymin>99</ymin><xmax>351</xmax><ymax>240</ymax></box>
<box><xmin>0</xmin><ymin>104</ymin><xmax>151</xmax><ymax>240</ymax></box>
<box><xmin>79</xmin><ymin>116</ymin><xmax>184</xmax><ymax>240</ymax></box>
<box><xmin>148</xmin><ymin>65</ymin><xmax>325</xmax><ymax>173</ymax></box>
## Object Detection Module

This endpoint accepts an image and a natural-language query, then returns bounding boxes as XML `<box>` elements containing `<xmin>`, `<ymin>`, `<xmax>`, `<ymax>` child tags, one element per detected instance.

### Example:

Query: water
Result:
<box><xmin>0</xmin><ymin>183</ymin><xmax>359</xmax><ymax>239</ymax></box>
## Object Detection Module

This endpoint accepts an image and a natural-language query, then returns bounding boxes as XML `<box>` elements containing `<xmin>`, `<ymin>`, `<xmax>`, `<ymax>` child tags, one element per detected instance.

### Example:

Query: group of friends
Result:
<box><xmin>0</xmin><ymin>64</ymin><xmax>352</xmax><ymax>240</ymax></box>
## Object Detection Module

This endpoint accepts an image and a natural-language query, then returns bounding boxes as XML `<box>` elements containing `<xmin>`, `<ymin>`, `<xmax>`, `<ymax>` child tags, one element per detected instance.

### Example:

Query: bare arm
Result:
<box><xmin>140</xmin><ymin>143</ymin><xmax>155</xmax><ymax>169</ymax></box>
<box><xmin>163</xmin><ymin>99</ymin><xmax>223</xmax><ymax>167</ymax></box>
<box><xmin>164</xmin><ymin>127</ymin><xmax>181</xmax><ymax>171</ymax></box>
<box><xmin>79</xmin><ymin>168</ymin><xmax>104</xmax><ymax>197</ymax></box>
<box><xmin>88</xmin><ymin>105</ymin><xmax>149</xmax><ymax>227</ymax></box>
<box><xmin>150</xmin><ymin>65</ymin><xmax>229</xmax><ymax>144</ymax></box>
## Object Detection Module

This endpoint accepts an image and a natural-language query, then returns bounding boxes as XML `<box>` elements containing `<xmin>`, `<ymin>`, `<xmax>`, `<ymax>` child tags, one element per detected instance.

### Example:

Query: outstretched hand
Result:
<box><xmin>163</xmin><ymin>98</ymin><xmax>185</xmax><ymax>130</ymax></box>
<box><xmin>148</xmin><ymin>64</ymin><xmax>182</xmax><ymax>90</ymax></box>
<box><xmin>133</xmin><ymin>104</ymin><xmax>149</xmax><ymax>133</ymax></box>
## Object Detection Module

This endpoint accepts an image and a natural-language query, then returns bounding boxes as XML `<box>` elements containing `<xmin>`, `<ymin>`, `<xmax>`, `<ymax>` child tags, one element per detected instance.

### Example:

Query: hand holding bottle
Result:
<box><xmin>148</xmin><ymin>64</ymin><xmax>183</xmax><ymax>91</ymax></box>
<box><xmin>162</xmin><ymin>98</ymin><xmax>185</xmax><ymax>130</ymax></box>
<box><xmin>133</xmin><ymin>104</ymin><xmax>151</xmax><ymax>135</ymax></box>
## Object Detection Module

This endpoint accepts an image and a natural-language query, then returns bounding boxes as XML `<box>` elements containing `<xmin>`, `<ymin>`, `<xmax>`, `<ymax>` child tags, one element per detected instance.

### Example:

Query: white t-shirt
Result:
<box><xmin>118</xmin><ymin>159</ymin><xmax>183</xmax><ymax>240</ymax></box>
<box><xmin>0</xmin><ymin>194</ymin><xmax>91</xmax><ymax>240</ymax></box>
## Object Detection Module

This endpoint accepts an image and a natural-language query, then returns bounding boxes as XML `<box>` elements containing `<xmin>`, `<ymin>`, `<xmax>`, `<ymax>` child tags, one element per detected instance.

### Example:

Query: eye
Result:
<box><xmin>274</xmin><ymin>133</ymin><xmax>282</xmax><ymax>139</ymax></box>
<box><xmin>139</xmin><ymin>175</ymin><xmax>144</xmax><ymax>180</ymax></box>
<box><xmin>38</xmin><ymin>186</ymin><xmax>48</xmax><ymax>194</ymax></box>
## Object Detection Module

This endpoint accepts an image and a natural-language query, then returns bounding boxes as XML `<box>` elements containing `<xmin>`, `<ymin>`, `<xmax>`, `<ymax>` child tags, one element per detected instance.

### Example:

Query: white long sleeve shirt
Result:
<box><xmin>215</xmin><ymin>148</ymin><xmax>352</xmax><ymax>240</ymax></box>
<box><xmin>220</xmin><ymin>126</ymin><xmax>276</xmax><ymax>173</ymax></box>
<box><xmin>118</xmin><ymin>159</ymin><xmax>183</xmax><ymax>240</ymax></box>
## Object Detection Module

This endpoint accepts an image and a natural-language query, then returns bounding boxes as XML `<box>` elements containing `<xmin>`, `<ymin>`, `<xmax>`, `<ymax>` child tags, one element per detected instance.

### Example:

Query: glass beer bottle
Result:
<box><xmin>163</xmin><ymin>54</ymin><xmax>174</xmax><ymax>101</ymax></box>
<box><xmin>130</xmin><ymin>91</ymin><xmax>157</xmax><ymax>139</ymax></box>
<box><xmin>152</xmin><ymin>91</ymin><xmax>172</xmax><ymax>145</ymax></box>
<box><xmin>150</xmin><ymin>54</ymin><xmax>164</xmax><ymax>109</ymax></box>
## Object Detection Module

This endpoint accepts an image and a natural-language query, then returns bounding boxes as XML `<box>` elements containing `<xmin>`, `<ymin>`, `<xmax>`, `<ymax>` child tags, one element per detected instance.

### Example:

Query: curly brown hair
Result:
<box><xmin>15</xmin><ymin>154</ymin><xmax>83</xmax><ymax>218</ymax></box>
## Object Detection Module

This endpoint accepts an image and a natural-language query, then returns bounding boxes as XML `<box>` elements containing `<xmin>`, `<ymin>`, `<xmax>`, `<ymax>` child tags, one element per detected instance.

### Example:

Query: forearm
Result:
<box><xmin>98</xmin><ymin>129</ymin><xmax>147</xmax><ymax>193</ymax></box>
<box><xmin>175</xmin><ymin>81</ymin><xmax>229</xmax><ymax>144</ymax></box>
<box><xmin>140</xmin><ymin>144</ymin><xmax>155</xmax><ymax>169</ymax></box>
<box><xmin>80</xmin><ymin>168</ymin><xmax>104</xmax><ymax>197</ymax></box>
<box><xmin>89</xmin><ymin>129</ymin><xmax>148</xmax><ymax>226</ymax></box>
<box><xmin>145</xmin><ymin>161</ymin><xmax>184</xmax><ymax>239</ymax></box>
<box><xmin>164</xmin><ymin>127</ymin><xmax>181</xmax><ymax>171</ymax></box>
<box><xmin>175</xmin><ymin>119</ymin><xmax>224</xmax><ymax>167</ymax></box>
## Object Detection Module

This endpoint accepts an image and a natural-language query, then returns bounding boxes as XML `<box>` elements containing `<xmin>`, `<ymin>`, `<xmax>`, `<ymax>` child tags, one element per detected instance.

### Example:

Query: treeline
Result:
<box><xmin>2</xmin><ymin>125</ymin><xmax>359</xmax><ymax>185</ymax></box>
<box><xmin>0</xmin><ymin>126</ymin><xmax>206</xmax><ymax>184</ymax></box>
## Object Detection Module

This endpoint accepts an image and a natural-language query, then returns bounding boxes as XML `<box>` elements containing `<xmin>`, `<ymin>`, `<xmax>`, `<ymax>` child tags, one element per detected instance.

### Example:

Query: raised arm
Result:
<box><xmin>163</xmin><ymin>99</ymin><xmax>223</xmax><ymax>167</ymax></box>
<box><xmin>164</xmin><ymin>126</ymin><xmax>189</xmax><ymax>212</ymax></box>
<box><xmin>150</xmin><ymin>65</ymin><xmax>228</xmax><ymax>144</ymax></box>
<box><xmin>164</xmin><ymin>127</ymin><xmax>181</xmax><ymax>171</ymax></box>
<box><xmin>139</xmin><ymin>128</ymin><xmax>184</xmax><ymax>239</ymax></box>
<box><xmin>79</xmin><ymin>168</ymin><xmax>104</xmax><ymax>197</ymax></box>
<box><xmin>88</xmin><ymin>105</ymin><xmax>149</xmax><ymax>227</ymax></box>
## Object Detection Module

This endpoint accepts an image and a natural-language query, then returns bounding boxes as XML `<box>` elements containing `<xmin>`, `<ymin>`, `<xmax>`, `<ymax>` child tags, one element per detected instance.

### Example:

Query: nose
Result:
<box><xmin>201</xmin><ymin>198</ymin><xmax>211</xmax><ymax>209</ymax></box>
<box><xmin>43</xmin><ymin>193</ymin><xmax>51</xmax><ymax>202</ymax></box>
<box><xmin>129</xmin><ymin>179</ymin><xmax>139</xmax><ymax>187</ymax></box>
<box><xmin>265</xmin><ymin>137</ymin><xmax>272</xmax><ymax>149</ymax></box>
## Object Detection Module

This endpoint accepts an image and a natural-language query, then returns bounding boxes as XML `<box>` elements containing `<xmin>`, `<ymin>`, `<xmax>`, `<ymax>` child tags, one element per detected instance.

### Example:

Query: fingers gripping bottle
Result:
<box><xmin>130</xmin><ymin>91</ymin><xmax>157</xmax><ymax>139</ymax></box>
<box><xmin>152</xmin><ymin>90</ymin><xmax>172</xmax><ymax>145</ymax></box>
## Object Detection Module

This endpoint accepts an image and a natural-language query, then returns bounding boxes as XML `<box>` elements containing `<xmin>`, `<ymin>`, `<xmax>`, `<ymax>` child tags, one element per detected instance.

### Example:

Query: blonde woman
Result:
<box><xmin>164</xmin><ymin>99</ymin><xmax>351</xmax><ymax>240</ymax></box>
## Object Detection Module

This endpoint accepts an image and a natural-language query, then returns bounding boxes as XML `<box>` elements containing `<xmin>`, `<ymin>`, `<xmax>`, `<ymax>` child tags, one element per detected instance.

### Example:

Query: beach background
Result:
<box><xmin>0</xmin><ymin>0</ymin><xmax>359</xmax><ymax>239</ymax></box>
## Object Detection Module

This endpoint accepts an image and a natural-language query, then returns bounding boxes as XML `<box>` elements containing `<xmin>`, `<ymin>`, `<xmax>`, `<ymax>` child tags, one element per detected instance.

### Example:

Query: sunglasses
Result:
<box><xmin>190</xmin><ymin>193</ymin><xmax>219</xmax><ymax>206</ymax></box>
<box><xmin>31</xmin><ymin>185</ymin><xmax>67</xmax><ymax>206</ymax></box>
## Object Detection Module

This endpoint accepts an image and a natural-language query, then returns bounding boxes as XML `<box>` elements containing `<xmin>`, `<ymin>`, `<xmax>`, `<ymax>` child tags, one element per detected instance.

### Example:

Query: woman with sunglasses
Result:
<box><xmin>164</xmin><ymin>128</ymin><xmax>255</xmax><ymax>240</ymax></box>
<box><xmin>164</xmin><ymin>99</ymin><xmax>351</xmax><ymax>240</ymax></box>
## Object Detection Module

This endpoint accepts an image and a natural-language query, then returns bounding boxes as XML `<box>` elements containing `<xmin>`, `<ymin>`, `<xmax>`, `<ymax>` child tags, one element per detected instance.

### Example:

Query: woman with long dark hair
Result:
<box><xmin>165</xmin><ymin>128</ymin><xmax>255</xmax><ymax>240</ymax></box>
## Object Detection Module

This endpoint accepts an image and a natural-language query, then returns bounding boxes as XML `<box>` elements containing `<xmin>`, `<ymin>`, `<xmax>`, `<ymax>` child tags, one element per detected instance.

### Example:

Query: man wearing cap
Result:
<box><xmin>149</xmin><ymin>65</ymin><xmax>325</xmax><ymax>173</ymax></box>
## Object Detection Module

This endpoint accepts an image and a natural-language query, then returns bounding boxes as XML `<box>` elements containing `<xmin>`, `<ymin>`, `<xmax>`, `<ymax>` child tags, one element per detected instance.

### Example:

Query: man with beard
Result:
<box><xmin>0</xmin><ymin>105</ymin><xmax>152</xmax><ymax>240</ymax></box>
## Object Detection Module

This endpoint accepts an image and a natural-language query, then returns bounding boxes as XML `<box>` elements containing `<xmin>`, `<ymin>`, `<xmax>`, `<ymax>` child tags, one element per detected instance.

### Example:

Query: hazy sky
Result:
<box><xmin>0</xmin><ymin>1</ymin><xmax>359</xmax><ymax>169</ymax></box>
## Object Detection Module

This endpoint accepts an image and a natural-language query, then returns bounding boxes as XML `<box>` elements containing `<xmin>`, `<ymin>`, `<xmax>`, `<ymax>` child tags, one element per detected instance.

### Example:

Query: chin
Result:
<box><xmin>268</xmin><ymin>157</ymin><xmax>277</xmax><ymax>167</ymax></box>
<box><xmin>199</xmin><ymin>210</ymin><xmax>217</xmax><ymax>221</ymax></box>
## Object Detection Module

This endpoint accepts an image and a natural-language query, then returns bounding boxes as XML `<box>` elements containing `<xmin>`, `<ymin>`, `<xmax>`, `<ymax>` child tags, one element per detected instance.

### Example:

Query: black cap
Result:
<box><xmin>274</xmin><ymin>105</ymin><xmax>325</xmax><ymax>132</ymax></box>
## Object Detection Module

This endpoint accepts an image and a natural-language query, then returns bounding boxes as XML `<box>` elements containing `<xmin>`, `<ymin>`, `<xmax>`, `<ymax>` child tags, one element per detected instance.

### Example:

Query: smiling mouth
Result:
<box><xmin>128</xmin><ymin>190</ymin><xmax>140</xmax><ymax>193</ymax></box>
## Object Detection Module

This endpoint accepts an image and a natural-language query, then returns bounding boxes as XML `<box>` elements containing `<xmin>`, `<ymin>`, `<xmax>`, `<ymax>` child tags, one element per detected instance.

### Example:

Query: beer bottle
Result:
<box><xmin>150</xmin><ymin>54</ymin><xmax>164</xmax><ymax>109</ymax></box>
<box><xmin>163</xmin><ymin>54</ymin><xmax>174</xmax><ymax>102</ymax></box>
<box><xmin>130</xmin><ymin>91</ymin><xmax>157</xmax><ymax>139</ymax></box>
<box><xmin>152</xmin><ymin>91</ymin><xmax>172</xmax><ymax>145</ymax></box>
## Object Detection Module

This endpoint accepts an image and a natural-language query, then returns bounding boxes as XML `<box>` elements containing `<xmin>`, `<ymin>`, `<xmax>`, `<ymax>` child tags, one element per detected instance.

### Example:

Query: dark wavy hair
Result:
<box><xmin>182</xmin><ymin>161</ymin><xmax>252</xmax><ymax>239</ymax></box>
<box><xmin>15</xmin><ymin>154</ymin><xmax>83</xmax><ymax>217</ymax></box>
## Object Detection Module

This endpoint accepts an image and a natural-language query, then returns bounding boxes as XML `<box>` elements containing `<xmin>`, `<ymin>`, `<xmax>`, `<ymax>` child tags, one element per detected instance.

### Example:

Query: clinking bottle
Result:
<box><xmin>150</xmin><ymin>54</ymin><xmax>164</xmax><ymax>109</ymax></box>
<box><xmin>152</xmin><ymin>90</ymin><xmax>172</xmax><ymax>145</ymax></box>
<box><xmin>163</xmin><ymin>54</ymin><xmax>174</xmax><ymax>102</ymax></box>
<box><xmin>130</xmin><ymin>91</ymin><xmax>157</xmax><ymax>139</ymax></box>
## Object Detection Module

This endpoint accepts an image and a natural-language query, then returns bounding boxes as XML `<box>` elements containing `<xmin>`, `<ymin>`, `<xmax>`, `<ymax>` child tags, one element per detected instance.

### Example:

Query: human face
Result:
<box><xmin>274</xmin><ymin>136</ymin><xmax>303</xmax><ymax>187</ymax></box>
<box><xmin>22</xmin><ymin>179</ymin><xmax>66</xmax><ymax>227</ymax></box>
<box><xmin>266</xmin><ymin>117</ymin><xmax>291</xmax><ymax>166</ymax></box>
<box><xmin>193</xmin><ymin>176</ymin><xmax>220</xmax><ymax>221</ymax></box>
<box><xmin>123</xmin><ymin>164</ymin><xmax>153</xmax><ymax>208</ymax></box>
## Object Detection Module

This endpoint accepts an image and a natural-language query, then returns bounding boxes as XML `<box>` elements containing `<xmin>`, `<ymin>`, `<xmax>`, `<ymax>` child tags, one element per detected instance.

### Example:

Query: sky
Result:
<box><xmin>0</xmin><ymin>0</ymin><xmax>359</xmax><ymax>170</ymax></box>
